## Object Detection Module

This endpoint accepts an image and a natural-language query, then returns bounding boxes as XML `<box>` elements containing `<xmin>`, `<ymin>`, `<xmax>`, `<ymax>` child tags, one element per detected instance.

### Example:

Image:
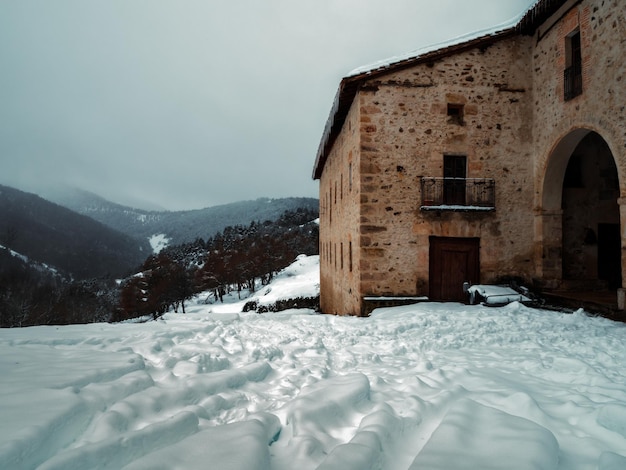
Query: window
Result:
<box><xmin>349</xmin><ymin>163</ymin><xmax>353</xmax><ymax>192</ymax></box>
<box><xmin>340</xmin><ymin>242</ymin><xmax>344</xmax><ymax>270</ymax></box>
<box><xmin>564</xmin><ymin>30</ymin><xmax>582</xmax><ymax>100</ymax></box>
<box><xmin>443</xmin><ymin>155</ymin><xmax>467</xmax><ymax>205</ymax></box>
<box><xmin>447</xmin><ymin>103</ymin><xmax>464</xmax><ymax>125</ymax></box>
<box><xmin>349</xmin><ymin>241</ymin><xmax>353</xmax><ymax>272</ymax></box>
<box><xmin>329</xmin><ymin>189</ymin><xmax>332</xmax><ymax>223</ymax></box>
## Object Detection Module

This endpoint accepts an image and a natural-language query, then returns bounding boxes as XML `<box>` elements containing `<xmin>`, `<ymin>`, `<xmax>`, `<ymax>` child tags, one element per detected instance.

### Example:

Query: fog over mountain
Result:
<box><xmin>0</xmin><ymin>0</ymin><xmax>533</xmax><ymax>210</ymax></box>
<box><xmin>42</xmin><ymin>186</ymin><xmax>319</xmax><ymax>250</ymax></box>
<box><xmin>0</xmin><ymin>185</ymin><xmax>149</xmax><ymax>279</ymax></box>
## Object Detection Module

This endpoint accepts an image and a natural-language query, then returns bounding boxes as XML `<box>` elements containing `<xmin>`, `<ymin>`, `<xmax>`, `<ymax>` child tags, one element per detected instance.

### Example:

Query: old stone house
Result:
<box><xmin>313</xmin><ymin>0</ymin><xmax>626</xmax><ymax>316</ymax></box>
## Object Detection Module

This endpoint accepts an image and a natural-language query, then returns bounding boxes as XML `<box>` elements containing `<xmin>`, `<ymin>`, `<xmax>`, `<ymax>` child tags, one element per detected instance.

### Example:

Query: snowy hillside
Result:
<box><xmin>1</xmin><ymin>255</ymin><xmax>626</xmax><ymax>469</ymax></box>
<box><xmin>0</xmin><ymin>184</ymin><xmax>149</xmax><ymax>279</ymax></box>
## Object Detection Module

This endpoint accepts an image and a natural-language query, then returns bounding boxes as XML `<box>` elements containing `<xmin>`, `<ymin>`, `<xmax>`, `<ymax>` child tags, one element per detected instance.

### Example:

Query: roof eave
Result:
<box><xmin>313</xmin><ymin>0</ymin><xmax>584</xmax><ymax>180</ymax></box>
<box><xmin>312</xmin><ymin>76</ymin><xmax>360</xmax><ymax>180</ymax></box>
<box><xmin>516</xmin><ymin>0</ymin><xmax>580</xmax><ymax>35</ymax></box>
<box><xmin>312</xmin><ymin>27</ymin><xmax>517</xmax><ymax>180</ymax></box>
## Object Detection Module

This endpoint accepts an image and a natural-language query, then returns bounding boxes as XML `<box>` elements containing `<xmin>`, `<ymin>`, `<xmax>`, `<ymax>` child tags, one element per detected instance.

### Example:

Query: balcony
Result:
<box><xmin>564</xmin><ymin>62</ymin><xmax>582</xmax><ymax>101</ymax></box>
<box><xmin>420</xmin><ymin>177</ymin><xmax>495</xmax><ymax>211</ymax></box>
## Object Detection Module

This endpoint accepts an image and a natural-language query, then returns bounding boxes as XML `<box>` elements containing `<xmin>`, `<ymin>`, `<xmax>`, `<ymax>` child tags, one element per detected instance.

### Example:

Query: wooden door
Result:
<box><xmin>429</xmin><ymin>237</ymin><xmax>480</xmax><ymax>301</ymax></box>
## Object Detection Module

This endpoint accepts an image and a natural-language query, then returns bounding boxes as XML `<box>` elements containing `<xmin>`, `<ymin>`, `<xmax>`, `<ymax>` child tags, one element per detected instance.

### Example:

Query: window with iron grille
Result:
<box><xmin>420</xmin><ymin>177</ymin><xmax>495</xmax><ymax>210</ymax></box>
<box><xmin>564</xmin><ymin>31</ymin><xmax>582</xmax><ymax>101</ymax></box>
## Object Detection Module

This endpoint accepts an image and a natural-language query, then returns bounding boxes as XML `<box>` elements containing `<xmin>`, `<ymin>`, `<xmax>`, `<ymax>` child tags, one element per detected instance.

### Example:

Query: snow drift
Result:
<box><xmin>1</xmin><ymin>255</ymin><xmax>626</xmax><ymax>469</ymax></box>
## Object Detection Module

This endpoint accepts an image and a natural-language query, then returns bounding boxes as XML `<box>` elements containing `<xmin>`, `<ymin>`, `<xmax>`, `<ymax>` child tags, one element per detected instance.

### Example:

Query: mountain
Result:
<box><xmin>0</xmin><ymin>185</ymin><xmax>150</xmax><ymax>279</ymax></box>
<box><xmin>44</xmin><ymin>187</ymin><xmax>319</xmax><ymax>250</ymax></box>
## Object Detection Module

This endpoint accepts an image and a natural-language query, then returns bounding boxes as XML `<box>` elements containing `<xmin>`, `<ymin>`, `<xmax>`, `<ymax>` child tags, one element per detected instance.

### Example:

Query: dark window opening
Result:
<box><xmin>329</xmin><ymin>189</ymin><xmax>332</xmax><ymax>223</ymax></box>
<box><xmin>340</xmin><ymin>242</ymin><xmax>344</xmax><ymax>270</ymax></box>
<box><xmin>349</xmin><ymin>241</ymin><xmax>353</xmax><ymax>272</ymax></box>
<box><xmin>564</xmin><ymin>31</ymin><xmax>582</xmax><ymax>100</ymax></box>
<box><xmin>348</xmin><ymin>163</ymin><xmax>353</xmax><ymax>192</ymax></box>
<box><xmin>447</xmin><ymin>103</ymin><xmax>464</xmax><ymax>125</ymax></box>
<box><xmin>443</xmin><ymin>155</ymin><xmax>467</xmax><ymax>205</ymax></box>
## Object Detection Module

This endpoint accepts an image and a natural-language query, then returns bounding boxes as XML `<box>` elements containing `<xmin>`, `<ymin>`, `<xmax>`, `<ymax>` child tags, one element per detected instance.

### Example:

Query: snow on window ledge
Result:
<box><xmin>420</xmin><ymin>205</ymin><xmax>495</xmax><ymax>212</ymax></box>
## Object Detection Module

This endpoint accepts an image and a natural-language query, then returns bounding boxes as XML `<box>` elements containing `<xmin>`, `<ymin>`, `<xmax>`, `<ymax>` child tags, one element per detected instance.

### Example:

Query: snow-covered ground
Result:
<box><xmin>1</xmin><ymin>255</ymin><xmax>626</xmax><ymax>469</ymax></box>
<box><xmin>148</xmin><ymin>233</ymin><xmax>170</xmax><ymax>254</ymax></box>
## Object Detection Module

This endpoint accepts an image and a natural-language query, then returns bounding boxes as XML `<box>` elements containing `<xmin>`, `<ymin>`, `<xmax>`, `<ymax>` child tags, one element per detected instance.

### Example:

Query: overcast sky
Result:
<box><xmin>0</xmin><ymin>0</ymin><xmax>534</xmax><ymax>211</ymax></box>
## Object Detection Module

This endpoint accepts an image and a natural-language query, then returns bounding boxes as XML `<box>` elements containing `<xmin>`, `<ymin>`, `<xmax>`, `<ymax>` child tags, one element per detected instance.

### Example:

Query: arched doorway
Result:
<box><xmin>541</xmin><ymin>129</ymin><xmax>621</xmax><ymax>292</ymax></box>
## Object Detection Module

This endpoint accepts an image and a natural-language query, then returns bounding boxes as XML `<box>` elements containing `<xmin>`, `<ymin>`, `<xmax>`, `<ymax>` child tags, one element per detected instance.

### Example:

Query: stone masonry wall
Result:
<box><xmin>319</xmin><ymin>97</ymin><xmax>362</xmax><ymax>315</ymax></box>
<box><xmin>318</xmin><ymin>0</ymin><xmax>626</xmax><ymax>314</ymax></box>
<box><xmin>531</xmin><ymin>0</ymin><xmax>626</xmax><ymax>285</ymax></box>
<box><xmin>357</xmin><ymin>34</ymin><xmax>536</xmax><ymax>298</ymax></box>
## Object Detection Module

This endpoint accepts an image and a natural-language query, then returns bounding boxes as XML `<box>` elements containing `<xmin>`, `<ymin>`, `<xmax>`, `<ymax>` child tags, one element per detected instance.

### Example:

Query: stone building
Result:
<box><xmin>312</xmin><ymin>0</ymin><xmax>626</xmax><ymax>316</ymax></box>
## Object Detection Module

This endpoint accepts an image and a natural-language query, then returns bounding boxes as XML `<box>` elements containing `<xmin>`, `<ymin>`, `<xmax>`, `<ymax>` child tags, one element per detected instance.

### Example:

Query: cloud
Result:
<box><xmin>0</xmin><ymin>0</ymin><xmax>534</xmax><ymax>210</ymax></box>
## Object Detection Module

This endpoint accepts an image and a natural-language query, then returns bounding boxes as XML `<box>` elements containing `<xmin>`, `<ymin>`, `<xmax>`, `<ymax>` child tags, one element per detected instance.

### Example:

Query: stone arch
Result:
<box><xmin>541</xmin><ymin>127</ymin><xmax>592</xmax><ymax>212</ymax></box>
<box><xmin>538</xmin><ymin>126</ymin><xmax>623</xmax><ymax>297</ymax></box>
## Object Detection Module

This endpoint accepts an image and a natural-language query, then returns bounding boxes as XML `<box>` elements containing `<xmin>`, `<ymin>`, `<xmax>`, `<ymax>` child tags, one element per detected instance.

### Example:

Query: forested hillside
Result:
<box><xmin>0</xmin><ymin>185</ymin><xmax>150</xmax><ymax>279</ymax></box>
<box><xmin>116</xmin><ymin>208</ymin><xmax>319</xmax><ymax>320</ymax></box>
<box><xmin>45</xmin><ymin>186</ymin><xmax>319</xmax><ymax>247</ymax></box>
<box><xmin>0</xmin><ymin>247</ymin><xmax>119</xmax><ymax>327</ymax></box>
<box><xmin>1</xmin><ymin>204</ymin><xmax>319</xmax><ymax>327</ymax></box>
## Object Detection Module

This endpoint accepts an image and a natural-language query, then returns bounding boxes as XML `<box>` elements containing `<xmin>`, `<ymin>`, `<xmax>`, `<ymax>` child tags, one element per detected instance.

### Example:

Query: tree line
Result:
<box><xmin>1</xmin><ymin>208</ymin><xmax>319</xmax><ymax>327</ymax></box>
<box><xmin>115</xmin><ymin>209</ymin><xmax>319</xmax><ymax>321</ymax></box>
<box><xmin>0</xmin><ymin>248</ymin><xmax>118</xmax><ymax>327</ymax></box>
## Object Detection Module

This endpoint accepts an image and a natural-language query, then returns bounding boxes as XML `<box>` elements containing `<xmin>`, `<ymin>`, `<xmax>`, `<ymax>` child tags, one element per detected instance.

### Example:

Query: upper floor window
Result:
<box><xmin>447</xmin><ymin>103</ymin><xmax>464</xmax><ymax>125</ymax></box>
<box><xmin>443</xmin><ymin>155</ymin><xmax>467</xmax><ymax>205</ymax></box>
<box><xmin>421</xmin><ymin>155</ymin><xmax>495</xmax><ymax>210</ymax></box>
<box><xmin>564</xmin><ymin>30</ymin><xmax>582</xmax><ymax>101</ymax></box>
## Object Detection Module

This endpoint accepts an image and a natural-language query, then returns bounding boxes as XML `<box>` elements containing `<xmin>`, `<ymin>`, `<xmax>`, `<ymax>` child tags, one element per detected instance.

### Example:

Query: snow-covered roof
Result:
<box><xmin>312</xmin><ymin>0</ymin><xmax>570</xmax><ymax>180</ymax></box>
<box><xmin>347</xmin><ymin>9</ymin><xmax>529</xmax><ymax>79</ymax></box>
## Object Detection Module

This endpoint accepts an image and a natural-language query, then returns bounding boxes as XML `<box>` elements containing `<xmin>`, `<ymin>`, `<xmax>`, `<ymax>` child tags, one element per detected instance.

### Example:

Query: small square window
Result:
<box><xmin>447</xmin><ymin>103</ymin><xmax>464</xmax><ymax>125</ymax></box>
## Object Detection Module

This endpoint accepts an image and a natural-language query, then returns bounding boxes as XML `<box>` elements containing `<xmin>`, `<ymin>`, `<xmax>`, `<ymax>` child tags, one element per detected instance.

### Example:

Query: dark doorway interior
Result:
<box><xmin>562</xmin><ymin>132</ymin><xmax>620</xmax><ymax>289</ymax></box>
<box><xmin>598</xmin><ymin>223</ymin><xmax>622</xmax><ymax>289</ymax></box>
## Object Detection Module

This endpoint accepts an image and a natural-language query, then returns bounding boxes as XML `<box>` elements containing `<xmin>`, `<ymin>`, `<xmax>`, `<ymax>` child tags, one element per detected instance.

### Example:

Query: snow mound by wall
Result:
<box><xmin>242</xmin><ymin>254</ymin><xmax>320</xmax><ymax>312</ymax></box>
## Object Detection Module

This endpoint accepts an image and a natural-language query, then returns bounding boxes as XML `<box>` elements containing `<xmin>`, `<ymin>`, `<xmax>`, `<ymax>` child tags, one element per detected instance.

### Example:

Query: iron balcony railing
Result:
<box><xmin>420</xmin><ymin>177</ymin><xmax>495</xmax><ymax>210</ymax></box>
<box><xmin>564</xmin><ymin>62</ymin><xmax>582</xmax><ymax>101</ymax></box>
